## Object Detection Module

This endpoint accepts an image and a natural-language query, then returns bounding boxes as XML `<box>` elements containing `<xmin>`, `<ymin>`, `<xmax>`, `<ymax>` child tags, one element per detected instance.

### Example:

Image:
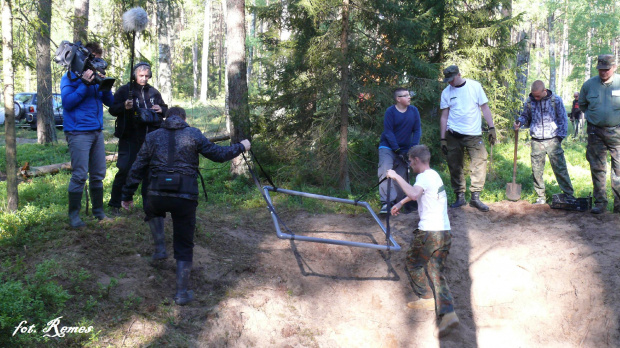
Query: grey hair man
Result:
<box><xmin>578</xmin><ymin>54</ymin><xmax>620</xmax><ymax>214</ymax></box>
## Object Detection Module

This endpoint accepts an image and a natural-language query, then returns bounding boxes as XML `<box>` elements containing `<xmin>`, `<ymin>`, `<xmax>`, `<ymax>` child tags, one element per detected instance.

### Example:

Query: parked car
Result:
<box><xmin>15</xmin><ymin>92</ymin><xmax>64</xmax><ymax>130</ymax></box>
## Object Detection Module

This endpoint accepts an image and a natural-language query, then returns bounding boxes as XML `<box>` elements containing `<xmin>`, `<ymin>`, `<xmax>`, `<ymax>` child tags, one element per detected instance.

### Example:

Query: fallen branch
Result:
<box><xmin>16</xmin><ymin>132</ymin><xmax>230</xmax><ymax>180</ymax></box>
<box><xmin>206</xmin><ymin>133</ymin><xmax>230</xmax><ymax>143</ymax></box>
<box><xmin>20</xmin><ymin>154</ymin><xmax>118</xmax><ymax>179</ymax></box>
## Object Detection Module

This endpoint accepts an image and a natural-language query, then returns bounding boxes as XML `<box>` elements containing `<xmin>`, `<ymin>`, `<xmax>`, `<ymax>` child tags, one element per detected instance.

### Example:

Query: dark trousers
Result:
<box><xmin>586</xmin><ymin>123</ymin><xmax>620</xmax><ymax>210</ymax></box>
<box><xmin>109</xmin><ymin>138</ymin><xmax>149</xmax><ymax>208</ymax></box>
<box><xmin>145</xmin><ymin>195</ymin><xmax>198</xmax><ymax>262</ymax></box>
<box><xmin>446</xmin><ymin>133</ymin><xmax>488</xmax><ymax>193</ymax></box>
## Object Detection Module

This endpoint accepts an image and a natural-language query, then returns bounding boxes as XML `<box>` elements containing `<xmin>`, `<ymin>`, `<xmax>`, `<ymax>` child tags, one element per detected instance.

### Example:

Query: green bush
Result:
<box><xmin>0</xmin><ymin>260</ymin><xmax>71</xmax><ymax>346</ymax></box>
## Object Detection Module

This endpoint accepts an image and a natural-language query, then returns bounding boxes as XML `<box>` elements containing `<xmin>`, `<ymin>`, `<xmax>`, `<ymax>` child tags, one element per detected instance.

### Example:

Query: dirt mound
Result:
<box><xmin>95</xmin><ymin>201</ymin><xmax>620</xmax><ymax>347</ymax></box>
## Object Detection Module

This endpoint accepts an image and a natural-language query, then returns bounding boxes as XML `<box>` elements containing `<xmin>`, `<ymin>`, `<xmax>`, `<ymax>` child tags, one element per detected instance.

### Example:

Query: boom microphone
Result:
<box><xmin>122</xmin><ymin>7</ymin><xmax>148</xmax><ymax>33</ymax></box>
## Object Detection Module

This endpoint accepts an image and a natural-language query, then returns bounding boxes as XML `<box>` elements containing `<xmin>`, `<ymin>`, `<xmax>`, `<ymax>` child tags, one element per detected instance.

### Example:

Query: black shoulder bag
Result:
<box><xmin>150</xmin><ymin>130</ymin><xmax>208</xmax><ymax>201</ymax></box>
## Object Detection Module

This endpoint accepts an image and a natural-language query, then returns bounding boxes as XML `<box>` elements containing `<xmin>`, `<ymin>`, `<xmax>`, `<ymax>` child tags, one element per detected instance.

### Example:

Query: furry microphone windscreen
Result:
<box><xmin>122</xmin><ymin>7</ymin><xmax>149</xmax><ymax>32</ymax></box>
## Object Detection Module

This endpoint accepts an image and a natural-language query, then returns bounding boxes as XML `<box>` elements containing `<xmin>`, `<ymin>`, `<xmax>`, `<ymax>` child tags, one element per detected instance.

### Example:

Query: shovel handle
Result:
<box><xmin>512</xmin><ymin>128</ymin><xmax>519</xmax><ymax>184</ymax></box>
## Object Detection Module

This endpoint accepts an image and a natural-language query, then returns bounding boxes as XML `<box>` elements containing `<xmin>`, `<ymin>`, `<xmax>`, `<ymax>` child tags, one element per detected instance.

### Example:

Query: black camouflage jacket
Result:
<box><xmin>122</xmin><ymin>115</ymin><xmax>245</xmax><ymax>201</ymax></box>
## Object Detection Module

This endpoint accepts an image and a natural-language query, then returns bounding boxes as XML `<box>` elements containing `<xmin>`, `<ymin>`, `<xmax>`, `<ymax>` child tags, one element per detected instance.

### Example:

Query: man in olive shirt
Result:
<box><xmin>579</xmin><ymin>54</ymin><xmax>620</xmax><ymax>214</ymax></box>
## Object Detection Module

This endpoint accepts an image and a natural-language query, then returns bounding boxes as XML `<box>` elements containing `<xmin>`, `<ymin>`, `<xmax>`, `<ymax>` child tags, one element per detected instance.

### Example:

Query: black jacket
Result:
<box><xmin>108</xmin><ymin>82</ymin><xmax>169</xmax><ymax>142</ymax></box>
<box><xmin>122</xmin><ymin>115</ymin><xmax>246</xmax><ymax>201</ymax></box>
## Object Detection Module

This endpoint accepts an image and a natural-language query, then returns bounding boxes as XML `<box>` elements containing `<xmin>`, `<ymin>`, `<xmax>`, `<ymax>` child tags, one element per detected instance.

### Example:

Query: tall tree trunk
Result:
<box><xmin>338</xmin><ymin>0</ymin><xmax>350</xmax><ymax>192</ymax></box>
<box><xmin>200</xmin><ymin>0</ymin><xmax>211</xmax><ymax>102</ymax></box>
<box><xmin>218</xmin><ymin>1</ymin><xmax>224</xmax><ymax>94</ymax></box>
<box><xmin>36</xmin><ymin>0</ymin><xmax>56</xmax><ymax>144</ymax></box>
<box><xmin>25</xmin><ymin>43</ymin><xmax>31</xmax><ymax>92</ymax></box>
<box><xmin>72</xmin><ymin>0</ymin><xmax>89</xmax><ymax>43</ymax></box>
<box><xmin>585</xmin><ymin>27</ymin><xmax>592</xmax><ymax>80</ymax></box>
<box><xmin>3</xmin><ymin>0</ymin><xmax>18</xmax><ymax>211</ymax></box>
<box><xmin>547</xmin><ymin>12</ymin><xmax>556</xmax><ymax>93</ymax></box>
<box><xmin>436</xmin><ymin>0</ymin><xmax>445</xmax><ymax>63</ymax></box>
<box><xmin>157</xmin><ymin>0</ymin><xmax>172</xmax><ymax>103</ymax></box>
<box><xmin>193</xmin><ymin>34</ymin><xmax>199</xmax><ymax>100</ymax></box>
<box><xmin>516</xmin><ymin>29</ymin><xmax>530</xmax><ymax>101</ymax></box>
<box><xmin>247</xmin><ymin>0</ymin><xmax>255</xmax><ymax>83</ymax></box>
<box><xmin>559</xmin><ymin>1</ymin><xmax>568</xmax><ymax>100</ymax></box>
<box><xmin>226</xmin><ymin>0</ymin><xmax>249</xmax><ymax>176</ymax></box>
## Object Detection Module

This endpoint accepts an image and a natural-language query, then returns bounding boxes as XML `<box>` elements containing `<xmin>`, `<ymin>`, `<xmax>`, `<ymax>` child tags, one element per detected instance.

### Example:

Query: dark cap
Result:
<box><xmin>596</xmin><ymin>54</ymin><xmax>616</xmax><ymax>69</ymax></box>
<box><xmin>443</xmin><ymin>65</ymin><xmax>460</xmax><ymax>83</ymax></box>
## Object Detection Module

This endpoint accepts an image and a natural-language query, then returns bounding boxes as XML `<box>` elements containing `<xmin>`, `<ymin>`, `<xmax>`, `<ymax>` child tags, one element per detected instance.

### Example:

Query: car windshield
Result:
<box><xmin>15</xmin><ymin>93</ymin><xmax>34</xmax><ymax>103</ymax></box>
<box><xmin>53</xmin><ymin>95</ymin><xmax>62</xmax><ymax>108</ymax></box>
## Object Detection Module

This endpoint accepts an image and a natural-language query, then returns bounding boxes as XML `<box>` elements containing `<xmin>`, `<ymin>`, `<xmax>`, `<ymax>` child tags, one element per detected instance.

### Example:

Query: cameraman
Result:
<box><xmin>120</xmin><ymin>107</ymin><xmax>250</xmax><ymax>305</ymax></box>
<box><xmin>61</xmin><ymin>42</ymin><xmax>114</xmax><ymax>228</ymax></box>
<box><xmin>108</xmin><ymin>62</ymin><xmax>168</xmax><ymax>216</ymax></box>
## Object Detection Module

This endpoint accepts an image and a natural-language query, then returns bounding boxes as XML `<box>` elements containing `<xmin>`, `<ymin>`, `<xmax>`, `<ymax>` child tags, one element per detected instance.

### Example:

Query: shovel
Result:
<box><xmin>506</xmin><ymin>128</ymin><xmax>521</xmax><ymax>201</ymax></box>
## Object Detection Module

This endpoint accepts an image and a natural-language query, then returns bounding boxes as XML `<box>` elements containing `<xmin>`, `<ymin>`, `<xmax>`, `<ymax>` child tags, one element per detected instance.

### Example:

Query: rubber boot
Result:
<box><xmin>174</xmin><ymin>260</ymin><xmax>194</xmax><ymax>305</ymax></box>
<box><xmin>90</xmin><ymin>187</ymin><xmax>110</xmax><ymax>221</ymax></box>
<box><xmin>148</xmin><ymin>217</ymin><xmax>167</xmax><ymax>260</ymax></box>
<box><xmin>449</xmin><ymin>192</ymin><xmax>466</xmax><ymax>208</ymax></box>
<box><xmin>591</xmin><ymin>203</ymin><xmax>607</xmax><ymax>214</ymax></box>
<box><xmin>68</xmin><ymin>191</ymin><xmax>86</xmax><ymax>228</ymax></box>
<box><xmin>469</xmin><ymin>192</ymin><xmax>489</xmax><ymax>212</ymax></box>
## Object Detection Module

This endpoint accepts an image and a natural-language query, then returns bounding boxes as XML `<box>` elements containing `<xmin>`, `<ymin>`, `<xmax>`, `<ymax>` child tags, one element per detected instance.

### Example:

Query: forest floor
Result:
<box><xmin>58</xmin><ymin>199</ymin><xmax>620</xmax><ymax>347</ymax></box>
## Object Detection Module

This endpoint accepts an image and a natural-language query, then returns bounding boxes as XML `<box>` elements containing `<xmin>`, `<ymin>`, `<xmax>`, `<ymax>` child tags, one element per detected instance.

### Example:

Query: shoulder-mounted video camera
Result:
<box><xmin>54</xmin><ymin>40</ymin><xmax>115</xmax><ymax>92</ymax></box>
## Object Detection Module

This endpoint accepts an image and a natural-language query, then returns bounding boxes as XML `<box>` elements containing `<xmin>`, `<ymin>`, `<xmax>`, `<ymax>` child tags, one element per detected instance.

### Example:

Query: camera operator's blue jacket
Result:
<box><xmin>61</xmin><ymin>71</ymin><xmax>114</xmax><ymax>132</ymax></box>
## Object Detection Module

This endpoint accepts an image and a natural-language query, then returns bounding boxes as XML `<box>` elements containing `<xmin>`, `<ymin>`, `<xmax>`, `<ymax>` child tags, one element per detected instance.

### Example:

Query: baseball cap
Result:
<box><xmin>443</xmin><ymin>65</ymin><xmax>460</xmax><ymax>83</ymax></box>
<box><xmin>596</xmin><ymin>54</ymin><xmax>616</xmax><ymax>69</ymax></box>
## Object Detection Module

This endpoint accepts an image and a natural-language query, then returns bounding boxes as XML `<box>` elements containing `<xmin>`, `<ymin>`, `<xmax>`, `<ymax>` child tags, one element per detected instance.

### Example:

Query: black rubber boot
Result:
<box><xmin>68</xmin><ymin>191</ymin><xmax>86</xmax><ymax>228</ymax></box>
<box><xmin>591</xmin><ymin>203</ymin><xmax>607</xmax><ymax>214</ymax></box>
<box><xmin>450</xmin><ymin>192</ymin><xmax>467</xmax><ymax>208</ymax></box>
<box><xmin>174</xmin><ymin>260</ymin><xmax>194</xmax><ymax>305</ymax></box>
<box><xmin>148</xmin><ymin>217</ymin><xmax>167</xmax><ymax>260</ymax></box>
<box><xmin>90</xmin><ymin>187</ymin><xmax>109</xmax><ymax>221</ymax></box>
<box><xmin>469</xmin><ymin>192</ymin><xmax>489</xmax><ymax>212</ymax></box>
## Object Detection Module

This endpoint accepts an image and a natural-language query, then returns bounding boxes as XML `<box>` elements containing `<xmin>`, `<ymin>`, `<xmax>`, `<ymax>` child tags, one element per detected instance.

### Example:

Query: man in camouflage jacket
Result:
<box><xmin>515</xmin><ymin>80</ymin><xmax>574</xmax><ymax>204</ymax></box>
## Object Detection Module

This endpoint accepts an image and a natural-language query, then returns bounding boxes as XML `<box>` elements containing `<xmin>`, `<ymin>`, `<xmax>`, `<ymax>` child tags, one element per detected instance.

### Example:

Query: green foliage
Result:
<box><xmin>250</xmin><ymin>0</ymin><xmax>521</xmax><ymax>190</ymax></box>
<box><xmin>0</xmin><ymin>259</ymin><xmax>71</xmax><ymax>346</ymax></box>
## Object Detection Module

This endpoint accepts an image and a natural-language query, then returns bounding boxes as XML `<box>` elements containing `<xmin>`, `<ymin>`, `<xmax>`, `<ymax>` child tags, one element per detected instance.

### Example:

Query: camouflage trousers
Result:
<box><xmin>446</xmin><ymin>133</ymin><xmax>487</xmax><ymax>193</ymax></box>
<box><xmin>586</xmin><ymin>123</ymin><xmax>620</xmax><ymax>211</ymax></box>
<box><xmin>530</xmin><ymin>138</ymin><xmax>574</xmax><ymax>199</ymax></box>
<box><xmin>406</xmin><ymin>229</ymin><xmax>454</xmax><ymax>316</ymax></box>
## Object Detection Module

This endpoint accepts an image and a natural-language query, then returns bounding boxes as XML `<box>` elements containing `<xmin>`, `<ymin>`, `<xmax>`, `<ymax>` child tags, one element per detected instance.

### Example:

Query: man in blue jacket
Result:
<box><xmin>61</xmin><ymin>42</ymin><xmax>114</xmax><ymax>228</ymax></box>
<box><xmin>377</xmin><ymin>87</ymin><xmax>422</xmax><ymax>214</ymax></box>
<box><xmin>514</xmin><ymin>80</ymin><xmax>574</xmax><ymax>205</ymax></box>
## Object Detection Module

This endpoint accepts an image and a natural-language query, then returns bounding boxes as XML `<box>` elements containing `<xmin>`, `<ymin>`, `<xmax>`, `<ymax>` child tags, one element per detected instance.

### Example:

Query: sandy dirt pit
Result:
<box><xmin>101</xmin><ymin>200</ymin><xmax>620</xmax><ymax>347</ymax></box>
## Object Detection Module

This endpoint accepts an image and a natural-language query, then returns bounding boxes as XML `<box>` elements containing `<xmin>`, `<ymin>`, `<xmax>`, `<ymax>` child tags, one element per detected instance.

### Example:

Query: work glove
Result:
<box><xmin>440</xmin><ymin>139</ymin><xmax>448</xmax><ymax>156</ymax></box>
<box><xmin>488</xmin><ymin>127</ymin><xmax>497</xmax><ymax>145</ymax></box>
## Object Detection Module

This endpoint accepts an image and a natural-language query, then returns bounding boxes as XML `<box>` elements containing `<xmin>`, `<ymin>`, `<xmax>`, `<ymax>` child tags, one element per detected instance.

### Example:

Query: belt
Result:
<box><xmin>588</xmin><ymin>122</ymin><xmax>620</xmax><ymax>130</ymax></box>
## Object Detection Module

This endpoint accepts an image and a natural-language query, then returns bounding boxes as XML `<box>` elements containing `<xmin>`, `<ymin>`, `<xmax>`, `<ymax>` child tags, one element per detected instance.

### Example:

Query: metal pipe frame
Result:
<box><xmin>263</xmin><ymin>186</ymin><xmax>401</xmax><ymax>251</ymax></box>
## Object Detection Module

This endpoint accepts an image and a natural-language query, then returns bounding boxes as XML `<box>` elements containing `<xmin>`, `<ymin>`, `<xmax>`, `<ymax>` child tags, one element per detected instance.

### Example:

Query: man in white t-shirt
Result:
<box><xmin>439</xmin><ymin>65</ymin><xmax>495</xmax><ymax>212</ymax></box>
<box><xmin>387</xmin><ymin>145</ymin><xmax>458</xmax><ymax>337</ymax></box>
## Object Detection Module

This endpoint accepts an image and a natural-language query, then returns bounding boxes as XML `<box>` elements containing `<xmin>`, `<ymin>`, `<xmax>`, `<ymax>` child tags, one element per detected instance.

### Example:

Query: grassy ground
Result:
<box><xmin>0</xmin><ymin>106</ymin><xmax>614</xmax><ymax>346</ymax></box>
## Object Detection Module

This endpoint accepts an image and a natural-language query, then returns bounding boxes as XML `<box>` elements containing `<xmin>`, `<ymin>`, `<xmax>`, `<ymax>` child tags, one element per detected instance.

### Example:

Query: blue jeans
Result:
<box><xmin>66</xmin><ymin>131</ymin><xmax>107</xmax><ymax>193</ymax></box>
<box><xmin>377</xmin><ymin>148</ymin><xmax>408</xmax><ymax>205</ymax></box>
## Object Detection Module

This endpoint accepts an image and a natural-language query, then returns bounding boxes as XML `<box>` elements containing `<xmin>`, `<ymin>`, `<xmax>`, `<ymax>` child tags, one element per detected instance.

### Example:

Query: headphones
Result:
<box><xmin>132</xmin><ymin>62</ymin><xmax>152</xmax><ymax>79</ymax></box>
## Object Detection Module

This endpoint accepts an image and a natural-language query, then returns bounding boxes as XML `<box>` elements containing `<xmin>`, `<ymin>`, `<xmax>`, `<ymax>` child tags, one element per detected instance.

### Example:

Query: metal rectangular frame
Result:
<box><xmin>263</xmin><ymin>186</ymin><xmax>401</xmax><ymax>251</ymax></box>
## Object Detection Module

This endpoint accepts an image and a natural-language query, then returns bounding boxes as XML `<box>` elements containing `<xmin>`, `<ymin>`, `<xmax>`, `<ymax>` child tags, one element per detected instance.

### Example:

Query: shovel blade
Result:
<box><xmin>506</xmin><ymin>183</ymin><xmax>522</xmax><ymax>201</ymax></box>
